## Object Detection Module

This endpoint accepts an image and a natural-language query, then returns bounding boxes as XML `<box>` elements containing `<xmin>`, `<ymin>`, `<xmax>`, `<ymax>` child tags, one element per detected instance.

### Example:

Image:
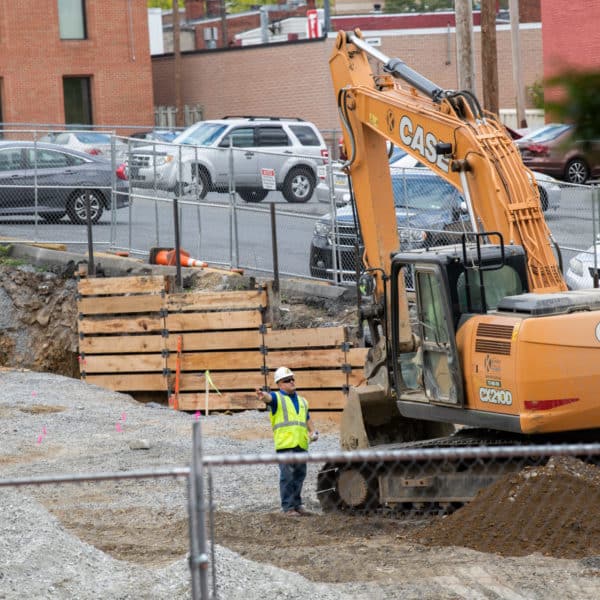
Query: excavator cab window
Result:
<box><xmin>457</xmin><ymin>265</ymin><xmax>524</xmax><ymax>313</ymax></box>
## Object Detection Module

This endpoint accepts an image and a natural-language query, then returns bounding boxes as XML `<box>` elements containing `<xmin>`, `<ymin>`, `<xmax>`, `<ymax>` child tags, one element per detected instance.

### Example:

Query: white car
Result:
<box><xmin>565</xmin><ymin>244</ymin><xmax>600</xmax><ymax>290</ymax></box>
<box><xmin>129</xmin><ymin>117</ymin><xmax>329</xmax><ymax>203</ymax></box>
<box><xmin>318</xmin><ymin>150</ymin><xmax>561</xmax><ymax>213</ymax></box>
<box><xmin>39</xmin><ymin>131</ymin><xmax>127</xmax><ymax>162</ymax></box>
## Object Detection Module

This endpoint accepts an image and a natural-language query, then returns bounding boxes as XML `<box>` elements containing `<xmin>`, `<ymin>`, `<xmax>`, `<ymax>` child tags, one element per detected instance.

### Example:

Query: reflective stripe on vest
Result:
<box><xmin>270</xmin><ymin>391</ymin><xmax>309</xmax><ymax>451</ymax></box>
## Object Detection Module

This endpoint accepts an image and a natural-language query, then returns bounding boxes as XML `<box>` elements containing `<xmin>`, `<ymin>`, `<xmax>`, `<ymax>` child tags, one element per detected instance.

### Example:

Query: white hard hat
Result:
<box><xmin>274</xmin><ymin>366</ymin><xmax>294</xmax><ymax>383</ymax></box>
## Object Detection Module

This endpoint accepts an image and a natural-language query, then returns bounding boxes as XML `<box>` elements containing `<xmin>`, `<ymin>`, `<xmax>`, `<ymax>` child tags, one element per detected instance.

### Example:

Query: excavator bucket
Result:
<box><xmin>341</xmin><ymin>384</ymin><xmax>455</xmax><ymax>450</ymax></box>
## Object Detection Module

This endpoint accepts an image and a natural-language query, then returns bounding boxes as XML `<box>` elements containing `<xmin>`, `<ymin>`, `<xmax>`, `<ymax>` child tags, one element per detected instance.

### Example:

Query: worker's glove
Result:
<box><xmin>310</xmin><ymin>430</ymin><xmax>319</xmax><ymax>442</ymax></box>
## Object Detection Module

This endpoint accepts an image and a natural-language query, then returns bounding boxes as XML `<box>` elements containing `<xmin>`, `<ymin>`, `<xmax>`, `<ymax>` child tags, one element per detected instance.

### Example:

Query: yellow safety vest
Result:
<box><xmin>270</xmin><ymin>391</ymin><xmax>309</xmax><ymax>451</ymax></box>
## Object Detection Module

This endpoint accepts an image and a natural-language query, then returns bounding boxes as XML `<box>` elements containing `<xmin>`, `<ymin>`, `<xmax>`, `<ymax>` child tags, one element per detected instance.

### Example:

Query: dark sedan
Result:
<box><xmin>310</xmin><ymin>170</ymin><xmax>470</xmax><ymax>282</ymax></box>
<box><xmin>517</xmin><ymin>123</ymin><xmax>600</xmax><ymax>185</ymax></box>
<box><xmin>0</xmin><ymin>141</ymin><xmax>129</xmax><ymax>224</ymax></box>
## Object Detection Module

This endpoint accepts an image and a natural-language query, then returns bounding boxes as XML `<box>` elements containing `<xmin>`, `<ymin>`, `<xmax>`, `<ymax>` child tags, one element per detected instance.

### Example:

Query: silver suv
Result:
<box><xmin>129</xmin><ymin>116</ymin><xmax>328</xmax><ymax>203</ymax></box>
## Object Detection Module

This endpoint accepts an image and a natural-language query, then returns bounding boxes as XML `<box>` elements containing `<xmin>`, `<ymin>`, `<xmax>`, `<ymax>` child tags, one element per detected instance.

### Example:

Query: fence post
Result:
<box><xmin>326</xmin><ymin>148</ymin><xmax>340</xmax><ymax>284</ymax></box>
<box><xmin>173</xmin><ymin>144</ymin><xmax>183</xmax><ymax>289</ymax></box>
<box><xmin>593</xmin><ymin>185</ymin><xmax>599</xmax><ymax>288</ymax></box>
<box><xmin>270</xmin><ymin>203</ymin><xmax>280</xmax><ymax>293</ymax></box>
<box><xmin>228</xmin><ymin>142</ymin><xmax>239</xmax><ymax>269</ymax></box>
<box><xmin>188</xmin><ymin>421</ymin><xmax>210</xmax><ymax>599</ymax></box>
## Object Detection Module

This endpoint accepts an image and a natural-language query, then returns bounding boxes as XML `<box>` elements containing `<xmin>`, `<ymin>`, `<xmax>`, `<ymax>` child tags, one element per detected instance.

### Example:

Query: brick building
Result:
<box><xmin>0</xmin><ymin>0</ymin><xmax>154</xmax><ymax>128</ymax></box>
<box><xmin>152</xmin><ymin>23</ymin><xmax>543</xmax><ymax>133</ymax></box>
<box><xmin>541</xmin><ymin>0</ymin><xmax>600</xmax><ymax>77</ymax></box>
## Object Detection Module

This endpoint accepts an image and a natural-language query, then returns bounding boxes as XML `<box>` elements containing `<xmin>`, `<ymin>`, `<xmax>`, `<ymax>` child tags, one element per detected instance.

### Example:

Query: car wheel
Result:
<box><xmin>191</xmin><ymin>166</ymin><xmax>210</xmax><ymax>199</ymax></box>
<box><xmin>40</xmin><ymin>212</ymin><xmax>66</xmax><ymax>223</ymax></box>
<box><xmin>176</xmin><ymin>167</ymin><xmax>210</xmax><ymax>199</ymax></box>
<box><xmin>282</xmin><ymin>167</ymin><xmax>315</xmax><ymax>203</ymax></box>
<box><xmin>565</xmin><ymin>158</ymin><xmax>590</xmax><ymax>185</ymax></box>
<box><xmin>67</xmin><ymin>190</ymin><xmax>104</xmax><ymax>225</ymax></box>
<box><xmin>538</xmin><ymin>186</ymin><xmax>549</xmax><ymax>211</ymax></box>
<box><xmin>238</xmin><ymin>189</ymin><xmax>269</xmax><ymax>203</ymax></box>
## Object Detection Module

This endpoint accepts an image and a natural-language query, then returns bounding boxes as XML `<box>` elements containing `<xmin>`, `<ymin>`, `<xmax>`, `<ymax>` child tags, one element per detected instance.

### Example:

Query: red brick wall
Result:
<box><xmin>0</xmin><ymin>0</ymin><xmax>155</xmax><ymax>129</ymax></box>
<box><xmin>520</xmin><ymin>0</ymin><xmax>541</xmax><ymax>22</ymax></box>
<box><xmin>152</xmin><ymin>26</ymin><xmax>543</xmax><ymax>132</ymax></box>
<box><xmin>541</xmin><ymin>0</ymin><xmax>600</xmax><ymax>78</ymax></box>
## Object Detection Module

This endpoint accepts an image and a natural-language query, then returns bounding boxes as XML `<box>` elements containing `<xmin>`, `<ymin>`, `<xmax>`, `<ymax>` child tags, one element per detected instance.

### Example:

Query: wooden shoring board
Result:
<box><xmin>264</xmin><ymin>348</ymin><xmax>368</xmax><ymax>369</ymax></box>
<box><xmin>83</xmin><ymin>353</ymin><xmax>165</xmax><ymax>374</ymax></box>
<box><xmin>78</xmin><ymin>294</ymin><xmax>165</xmax><ymax>316</ymax></box>
<box><xmin>78</xmin><ymin>275</ymin><xmax>166</xmax><ymax>296</ymax></box>
<box><xmin>166</xmin><ymin>310</ymin><xmax>262</xmax><ymax>332</ymax></box>
<box><xmin>80</xmin><ymin>334</ymin><xmax>165</xmax><ymax>355</ymax></box>
<box><xmin>167</xmin><ymin>289</ymin><xmax>267</xmax><ymax>312</ymax></box>
<box><xmin>264</xmin><ymin>326</ymin><xmax>347</xmax><ymax>349</ymax></box>
<box><xmin>79</xmin><ymin>315</ymin><xmax>165</xmax><ymax>335</ymax></box>
<box><xmin>177</xmin><ymin>389</ymin><xmax>346</xmax><ymax>411</ymax></box>
<box><xmin>165</xmin><ymin>330</ymin><xmax>262</xmax><ymax>352</ymax></box>
<box><xmin>168</xmin><ymin>351</ymin><xmax>264</xmax><ymax>372</ymax></box>
<box><xmin>84</xmin><ymin>373</ymin><xmax>167</xmax><ymax>391</ymax></box>
<box><xmin>177</xmin><ymin>368</ymin><xmax>362</xmax><ymax>391</ymax></box>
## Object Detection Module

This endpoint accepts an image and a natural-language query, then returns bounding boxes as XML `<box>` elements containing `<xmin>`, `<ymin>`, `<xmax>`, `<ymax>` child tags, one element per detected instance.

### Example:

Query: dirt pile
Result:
<box><xmin>417</xmin><ymin>456</ymin><xmax>600</xmax><ymax>559</ymax></box>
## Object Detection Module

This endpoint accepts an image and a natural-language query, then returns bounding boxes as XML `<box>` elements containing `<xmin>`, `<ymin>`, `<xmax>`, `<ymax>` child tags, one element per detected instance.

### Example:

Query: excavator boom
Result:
<box><xmin>331</xmin><ymin>30</ymin><xmax>565</xmax><ymax>296</ymax></box>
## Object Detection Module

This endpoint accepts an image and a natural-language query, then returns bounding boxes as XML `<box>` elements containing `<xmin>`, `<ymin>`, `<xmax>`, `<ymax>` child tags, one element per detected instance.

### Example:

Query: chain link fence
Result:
<box><xmin>3</xmin><ymin>420</ymin><xmax>600</xmax><ymax>599</ymax></box>
<box><xmin>1</xmin><ymin>128</ymin><xmax>599</xmax><ymax>290</ymax></box>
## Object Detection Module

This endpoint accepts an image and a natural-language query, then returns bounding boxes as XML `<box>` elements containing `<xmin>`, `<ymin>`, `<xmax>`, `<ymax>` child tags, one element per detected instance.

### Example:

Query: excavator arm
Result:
<box><xmin>331</xmin><ymin>29</ymin><xmax>566</xmax><ymax>306</ymax></box>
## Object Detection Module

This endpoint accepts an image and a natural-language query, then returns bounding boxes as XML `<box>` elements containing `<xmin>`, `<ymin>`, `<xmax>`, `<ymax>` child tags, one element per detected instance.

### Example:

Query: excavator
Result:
<box><xmin>316</xmin><ymin>29</ymin><xmax>600</xmax><ymax>512</ymax></box>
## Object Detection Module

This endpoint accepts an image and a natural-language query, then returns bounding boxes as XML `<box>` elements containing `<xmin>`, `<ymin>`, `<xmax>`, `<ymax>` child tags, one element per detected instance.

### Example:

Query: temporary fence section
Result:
<box><xmin>4</xmin><ymin>413</ymin><xmax>600</xmax><ymax>599</ymax></box>
<box><xmin>78</xmin><ymin>274</ymin><xmax>367</xmax><ymax>419</ymax></box>
<box><xmin>3</xmin><ymin>127</ymin><xmax>600</xmax><ymax>291</ymax></box>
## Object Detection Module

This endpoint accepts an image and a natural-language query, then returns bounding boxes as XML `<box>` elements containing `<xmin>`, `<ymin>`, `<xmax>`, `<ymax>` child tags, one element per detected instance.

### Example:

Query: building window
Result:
<box><xmin>63</xmin><ymin>77</ymin><xmax>92</xmax><ymax>125</ymax></box>
<box><xmin>58</xmin><ymin>0</ymin><xmax>87</xmax><ymax>40</ymax></box>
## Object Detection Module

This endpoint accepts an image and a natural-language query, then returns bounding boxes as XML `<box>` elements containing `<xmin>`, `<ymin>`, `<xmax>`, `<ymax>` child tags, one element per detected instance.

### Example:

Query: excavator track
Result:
<box><xmin>316</xmin><ymin>428</ymin><xmax>600</xmax><ymax>517</ymax></box>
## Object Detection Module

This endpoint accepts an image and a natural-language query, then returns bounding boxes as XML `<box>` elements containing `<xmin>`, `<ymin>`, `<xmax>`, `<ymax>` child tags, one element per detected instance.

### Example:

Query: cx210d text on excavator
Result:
<box><xmin>317</xmin><ymin>29</ymin><xmax>600</xmax><ymax>513</ymax></box>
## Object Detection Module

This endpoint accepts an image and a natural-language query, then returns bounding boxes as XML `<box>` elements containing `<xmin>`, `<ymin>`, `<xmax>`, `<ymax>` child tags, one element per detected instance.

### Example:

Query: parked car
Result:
<box><xmin>0</xmin><ymin>141</ymin><xmax>129</xmax><ymax>224</ymax></box>
<box><xmin>310</xmin><ymin>170</ymin><xmax>470</xmax><ymax>281</ymax></box>
<box><xmin>128</xmin><ymin>129</ymin><xmax>180</xmax><ymax>144</ymax></box>
<box><xmin>516</xmin><ymin>123</ymin><xmax>600</xmax><ymax>185</ymax></box>
<box><xmin>565</xmin><ymin>244</ymin><xmax>600</xmax><ymax>290</ymax></box>
<box><xmin>39</xmin><ymin>131</ymin><xmax>128</xmax><ymax>163</ymax></box>
<box><xmin>318</xmin><ymin>152</ymin><xmax>561</xmax><ymax>213</ymax></box>
<box><xmin>128</xmin><ymin>116</ymin><xmax>329</xmax><ymax>203</ymax></box>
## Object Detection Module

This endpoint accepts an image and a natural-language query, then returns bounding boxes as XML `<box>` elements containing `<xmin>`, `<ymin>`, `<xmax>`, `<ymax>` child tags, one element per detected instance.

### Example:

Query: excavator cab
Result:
<box><xmin>390</xmin><ymin>238</ymin><xmax>529</xmax><ymax>412</ymax></box>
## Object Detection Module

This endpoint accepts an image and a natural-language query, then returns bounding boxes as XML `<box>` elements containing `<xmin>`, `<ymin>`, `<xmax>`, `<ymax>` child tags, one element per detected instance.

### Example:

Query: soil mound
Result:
<box><xmin>417</xmin><ymin>456</ymin><xmax>600</xmax><ymax>559</ymax></box>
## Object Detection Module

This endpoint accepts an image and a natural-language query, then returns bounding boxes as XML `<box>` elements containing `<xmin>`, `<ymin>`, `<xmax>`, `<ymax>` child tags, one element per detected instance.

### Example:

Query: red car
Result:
<box><xmin>516</xmin><ymin>123</ymin><xmax>600</xmax><ymax>185</ymax></box>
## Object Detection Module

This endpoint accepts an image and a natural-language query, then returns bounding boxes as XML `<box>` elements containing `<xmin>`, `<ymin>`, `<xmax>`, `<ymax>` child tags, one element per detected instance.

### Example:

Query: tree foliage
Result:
<box><xmin>545</xmin><ymin>70</ymin><xmax>600</xmax><ymax>141</ymax></box>
<box><xmin>147</xmin><ymin>0</ymin><xmax>172</xmax><ymax>9</ymax></box>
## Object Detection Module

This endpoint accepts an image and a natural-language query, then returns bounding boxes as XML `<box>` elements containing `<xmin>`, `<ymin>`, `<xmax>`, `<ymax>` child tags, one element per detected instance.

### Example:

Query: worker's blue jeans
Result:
<box><xmin>277</xmin><ymin>447</ymin><xmax>307</xmax><ymax>512</ymax></box>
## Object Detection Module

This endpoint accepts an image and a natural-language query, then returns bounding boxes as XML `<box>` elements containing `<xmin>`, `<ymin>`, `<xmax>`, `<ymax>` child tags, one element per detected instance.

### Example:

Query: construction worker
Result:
<box><xmin>256</xmin><ymin>366</ymin><xmax>318</xmax><ymax>516</ymax></box>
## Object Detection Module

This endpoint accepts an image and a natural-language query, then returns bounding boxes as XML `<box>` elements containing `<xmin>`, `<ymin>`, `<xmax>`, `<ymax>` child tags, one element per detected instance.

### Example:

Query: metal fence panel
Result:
<box><xmin>2</xmin><ymin>128</ymin><xmax>600</xmax><ymax>291</ymax></box>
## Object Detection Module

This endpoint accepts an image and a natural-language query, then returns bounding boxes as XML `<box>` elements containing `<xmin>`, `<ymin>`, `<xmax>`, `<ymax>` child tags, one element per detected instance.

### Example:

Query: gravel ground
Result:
<box><xmin>2</xmin><ymin>370</ymin><xmax>600</xmax><ymax>600</ymax></box>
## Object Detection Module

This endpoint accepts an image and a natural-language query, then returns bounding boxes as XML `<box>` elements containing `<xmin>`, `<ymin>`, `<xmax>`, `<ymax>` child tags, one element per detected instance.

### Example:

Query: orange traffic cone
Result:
<box><xmin>149</xmin><ymin>247</ymin><xmax>207</xmax><ymax>268</ymax></box>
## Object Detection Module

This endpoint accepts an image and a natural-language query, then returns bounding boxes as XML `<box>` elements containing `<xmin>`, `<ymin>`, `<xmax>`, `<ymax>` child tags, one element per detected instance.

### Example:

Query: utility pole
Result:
<box><xmin>173</xmin><ymin>0</ymin><xmax>184</xmax><ymax>128</ymax></box>
<box><xmin>220</xmin><ymin>0</ymin><xmax>228</xmax><ymax>47</ymax></box>
<box><xmin>455</xmin><ymin>0</ymin><xmax>475</xmax><ymax>95</ymax></box>
<box><xmin>480</xmin><ymin>0</ymin><xmax>499</xmax><ymax>115</ymax></box>
<box><xmin>509</xmin><ymin>0</ymin><xmax>528</xmax><ymax>128</ymax></box>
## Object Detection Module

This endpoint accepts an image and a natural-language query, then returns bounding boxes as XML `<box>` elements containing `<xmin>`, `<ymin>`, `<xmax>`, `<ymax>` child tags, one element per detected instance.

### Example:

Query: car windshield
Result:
<box><xmin>393</xmin><ymin>176</ymin><xmax>461</xmax><ymax>210</ymax></box>
<box><xmin>389</xmin><ymin>147</ymin><xmax>407</xmax><ymax>163</ymax></box>
<box><xmin>175</xmin><ymin>123</ymin><xmax>227</xmax><ymax>146</ymax></box>
<box><xmin>73</xmin><ymin>132</ymin><xmax>112</xmax><ymax>144</ymax></box>
<box><xmin>519</xmin><ymin>124</ymin><xmax>572</xmax><ymax>144</ymax></box>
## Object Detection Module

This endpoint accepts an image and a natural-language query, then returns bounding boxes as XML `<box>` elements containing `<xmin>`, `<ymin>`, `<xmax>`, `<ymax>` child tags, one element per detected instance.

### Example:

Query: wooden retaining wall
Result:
<box><xmin>77</xmin><ymin>275</ymin><xmax>366</xmax><ymax>419</ymax></box>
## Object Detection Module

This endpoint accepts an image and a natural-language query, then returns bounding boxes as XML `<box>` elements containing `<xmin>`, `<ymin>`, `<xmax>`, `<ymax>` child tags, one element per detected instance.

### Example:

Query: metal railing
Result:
<box><xmin>1</xmin><ymin>129</ymin><xmax>599</xmax><ymax>291</ymax></box>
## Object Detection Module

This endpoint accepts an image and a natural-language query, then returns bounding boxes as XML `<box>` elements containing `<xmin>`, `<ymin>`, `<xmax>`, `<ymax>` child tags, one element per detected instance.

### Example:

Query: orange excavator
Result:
<box><xmin>317</xmin><ymin>30</ymin><xmax>600</xmax><ymax>511</ymax></box>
